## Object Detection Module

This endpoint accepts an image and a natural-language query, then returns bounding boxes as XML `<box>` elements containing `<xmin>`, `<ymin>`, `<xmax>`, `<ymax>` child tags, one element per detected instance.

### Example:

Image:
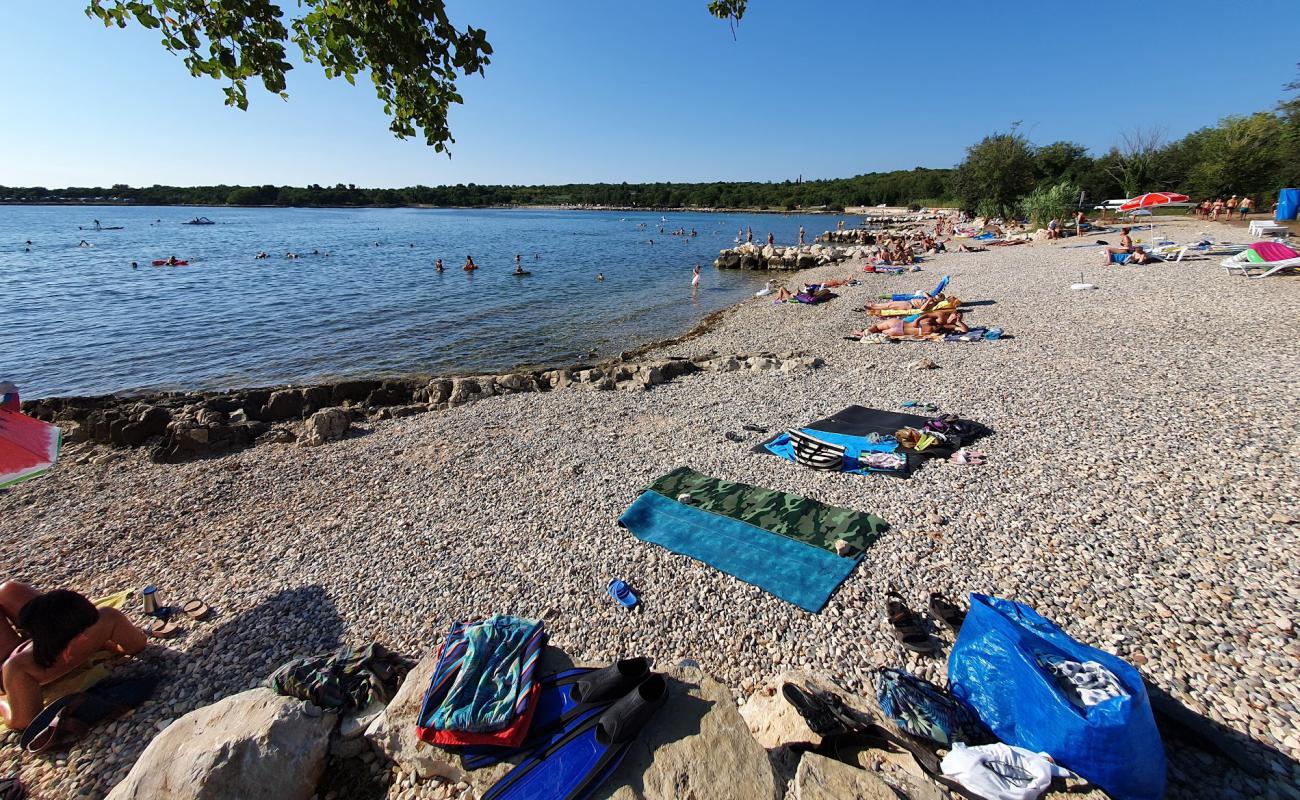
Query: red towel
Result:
<box><xmin>426</xmin><ymin>681</ymin><xmax>541</xmax><ymax>748</ymax></box>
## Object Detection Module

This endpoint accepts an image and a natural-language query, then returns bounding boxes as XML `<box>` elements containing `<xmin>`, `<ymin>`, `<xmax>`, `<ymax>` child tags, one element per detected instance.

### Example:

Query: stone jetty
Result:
<box><xmin>713</xmin><ymin>242</ymin><xmax>872</xmax><ymax>271</ymax></box>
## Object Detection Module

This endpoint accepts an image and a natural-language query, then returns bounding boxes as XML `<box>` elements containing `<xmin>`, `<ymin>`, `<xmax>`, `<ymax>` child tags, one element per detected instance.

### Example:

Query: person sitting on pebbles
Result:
<box><xmin>0</xmin><ymin>581</ymin><xmax>147</xmax><ymax>730</ymax></box>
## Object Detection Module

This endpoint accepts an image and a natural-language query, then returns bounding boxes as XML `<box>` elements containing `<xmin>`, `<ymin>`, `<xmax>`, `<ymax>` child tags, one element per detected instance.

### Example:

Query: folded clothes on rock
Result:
<box><xmin>416</xmin><ymin>616</ymin><xmax>546</xmax><ymax>743</ymax></box>
<box><xmin>270</xmin><ymin>643</ymin><xmax>414</xmax><ymax>712</ymax></box>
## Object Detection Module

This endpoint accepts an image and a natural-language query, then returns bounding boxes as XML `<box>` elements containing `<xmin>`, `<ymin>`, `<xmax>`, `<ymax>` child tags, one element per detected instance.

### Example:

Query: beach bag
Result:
<box><xmin>875</xmin><ymin>668</ymin><xmax>993</xmax><ymax>747</ymax></box>
<box><xmin>948</xmin><ymin>594</ymin><xmax>1166</xmax><ymax>800</ymax></box>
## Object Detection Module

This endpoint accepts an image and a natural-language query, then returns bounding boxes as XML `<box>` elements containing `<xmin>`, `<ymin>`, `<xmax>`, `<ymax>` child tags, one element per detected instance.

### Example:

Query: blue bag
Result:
<box><xmin>948</xmin><ymin>594</ymin><xmax>1166</xmax><ymax>800</ymax></box>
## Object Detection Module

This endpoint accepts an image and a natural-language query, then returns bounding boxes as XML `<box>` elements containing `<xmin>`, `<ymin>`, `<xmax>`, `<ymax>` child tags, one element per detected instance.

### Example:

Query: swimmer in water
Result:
<box><xmin>692</xmin><ymin>263</ymin><xmax>701</xmax><ymax>286</ymax></box>
<box><xmin>514</xmin><ymin>254</ymin><xmax>525</xmax><ymax>274</ymax></box>
<box><xmin>596</xmin><ymin>273</ymin><xmax>605</xmax><ymax>282</ymax></box>
<box><xmin>463</xmin><ymin>255</ymin><xmax>477</xmax><ymax>271</ymax></box>
<box><xmin>79</xmin><ymin>240</ymin><xmax>91</xmax><ymax>247</ymax></box>
<box><xmin>131</xmin><ymin>261</ymin><xmax>138</xmax><ymax>269</ymax></box>
<box><xmin>435</xmin><ymin>258</ymin><xmax>444</xmax><ymax>272</ymax></box>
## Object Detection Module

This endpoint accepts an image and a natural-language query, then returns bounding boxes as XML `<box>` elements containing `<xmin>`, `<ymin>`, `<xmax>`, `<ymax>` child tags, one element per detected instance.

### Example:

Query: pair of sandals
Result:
<box><xmin>147</xmin><ymin>598</ymin><xmax>211</xmax><ymax>638</ymax></box>
<box><xmin>781</xmin><ymin>683</ymin><xmax>942</xmax><ymax>777</ymax></box>
<box><xmin>886</xmin><ymin>589</ymin><xmax>966</xmax><ymax>655</ymax></box>
<box><xmin>950</xmin><ymin>448</ymin><xmax>987</xmax><ymax>466</ymax></box>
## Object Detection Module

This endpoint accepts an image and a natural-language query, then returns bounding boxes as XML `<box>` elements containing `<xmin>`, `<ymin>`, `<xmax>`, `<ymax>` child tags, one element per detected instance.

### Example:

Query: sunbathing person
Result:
<box><xmin>1103</xmin><ymin>247</ymin><xmax>1160</xmax><ymax>265</ymax></box>
<box><xmin>869</xmin><ymin>294</ymin><xmax>941</xmax><ymax>312</ymax></box>
<box><xmin>854</xmin><ymin>308</ymin><xmax>968</xmax><ymax>339</ymax></box>
<box><xmin>858</xmin><ymin>317</ymin><xmax>938</xmax><ymax>338</ymax></box>
<box><xmin>1</xmin><ymin>582</ymin><xmax>147</xmax><ymax>730</ymax></box>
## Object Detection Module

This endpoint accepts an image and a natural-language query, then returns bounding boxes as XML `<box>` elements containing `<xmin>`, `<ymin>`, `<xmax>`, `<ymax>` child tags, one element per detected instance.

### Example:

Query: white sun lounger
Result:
<box><xmin>1221</xmin><ymin>251</ymin><xmax>1300</xmax><ymax>278</ymax></box>
<box><xmin>1247</xmin><ymin>221</ymin><xmax>1290</xmax><ymax>237</ymax></box>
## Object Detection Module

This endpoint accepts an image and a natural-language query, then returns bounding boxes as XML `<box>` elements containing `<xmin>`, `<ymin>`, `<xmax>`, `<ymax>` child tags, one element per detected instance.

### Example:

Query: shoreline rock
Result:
<box><xmin>21</xmin><ymin>353</ymin><xmax>823</xmax><ymax>462</ymax></box>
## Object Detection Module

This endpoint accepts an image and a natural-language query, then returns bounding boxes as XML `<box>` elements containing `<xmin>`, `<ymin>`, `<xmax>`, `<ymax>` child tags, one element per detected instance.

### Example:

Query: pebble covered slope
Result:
<box><xmin>2</xmin><ymin>219</ymin><xmax>1297</xmax><ymax>799</ymax></box>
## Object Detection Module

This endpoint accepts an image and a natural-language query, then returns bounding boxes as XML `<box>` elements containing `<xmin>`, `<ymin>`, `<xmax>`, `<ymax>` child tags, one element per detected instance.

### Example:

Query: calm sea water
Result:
<box><xmin>1</xmin><ymin>205</ymin><xmax>842</xmax><ymax>398</ymax></box>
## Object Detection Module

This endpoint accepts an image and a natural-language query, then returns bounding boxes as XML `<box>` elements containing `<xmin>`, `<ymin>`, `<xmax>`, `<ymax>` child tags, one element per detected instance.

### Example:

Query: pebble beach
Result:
<box><xmin>2</xmin><ymin>217</ymin><xmax>1297</xmax><ymax>799</ymax></box>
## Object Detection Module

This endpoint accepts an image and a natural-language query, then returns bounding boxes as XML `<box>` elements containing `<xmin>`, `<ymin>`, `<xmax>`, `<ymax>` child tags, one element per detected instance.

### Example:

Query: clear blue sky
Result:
<box><xmin>1</xmin><ymin>1</ymin><xmax>1296</xmax><ymax>187</ymax></box>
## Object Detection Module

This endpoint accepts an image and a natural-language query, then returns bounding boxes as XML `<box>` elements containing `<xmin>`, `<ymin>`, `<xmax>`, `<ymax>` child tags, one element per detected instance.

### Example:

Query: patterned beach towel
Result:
<box><xmin>645</xmin><ymin>466</ymin><xmax>889</xmax><ymax>553</ymax></box>
<box><xmin>422</xmin><ymin>615</ymin><xmax>545</xmax><ymax>734</ymax></box>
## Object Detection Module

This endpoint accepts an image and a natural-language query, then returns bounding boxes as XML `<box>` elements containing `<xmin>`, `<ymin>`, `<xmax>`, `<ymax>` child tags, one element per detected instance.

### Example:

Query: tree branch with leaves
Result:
<box><xmin>86</xmin><ymin>1</ymin><xmax>745</xmax><ymax>152</ymax></box>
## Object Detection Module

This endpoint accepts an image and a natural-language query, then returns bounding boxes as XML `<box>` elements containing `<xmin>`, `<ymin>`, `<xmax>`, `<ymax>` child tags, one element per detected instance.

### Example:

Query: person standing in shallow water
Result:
<box><xmin>798</xmin><ymin>226</ymin><xmax>805</xmax><ymax>245</ymax></box>
<box><xmin>767</xmin><ymin>232</ymin><xmax>775</xmax><ymax>247</ymax></box>
<box><xmin>746</xmin><ymin>226</ymin><xmax>753</xmax><ymax>243</ymax></box>
<box><xmin>692</xmin><ymin>263</ymin><xmax>701</xmax><ymax>287</ymax></box>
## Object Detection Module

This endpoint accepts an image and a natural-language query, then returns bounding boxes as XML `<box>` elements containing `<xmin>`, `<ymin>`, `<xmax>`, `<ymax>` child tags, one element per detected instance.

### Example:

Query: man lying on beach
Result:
<box><xmin>1</xmin><ymin>581</ymin><xmax>147</xmax><ymax>730</ymax></box>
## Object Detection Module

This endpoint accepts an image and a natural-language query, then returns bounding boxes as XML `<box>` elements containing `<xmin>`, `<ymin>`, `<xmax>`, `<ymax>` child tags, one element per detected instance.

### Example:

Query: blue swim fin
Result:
<box><xmin>482</xmin><ymin>674</ymin><xmax>667</xmax><ymax>800</ymax></box>
<box><xmin>460</xmin><ymin>658</ymin><xmax>650</xmax><ymax>769</ymax></box>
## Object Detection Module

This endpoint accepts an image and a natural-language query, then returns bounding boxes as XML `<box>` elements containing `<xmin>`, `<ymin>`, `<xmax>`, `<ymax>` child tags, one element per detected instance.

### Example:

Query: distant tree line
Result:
<box><xmin>5</xmin><ymin>68</ymin><xmax>1296</xmax><ymax>215</ymax></box>
<box><xmin>0</xmin><ymin>168</ymin><xmax>954</xmax><ymax>211</ymax></box>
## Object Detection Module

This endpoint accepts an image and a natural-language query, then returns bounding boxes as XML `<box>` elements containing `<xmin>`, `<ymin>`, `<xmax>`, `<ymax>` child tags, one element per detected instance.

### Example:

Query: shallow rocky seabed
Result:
<box><xmin>2</xmin><ymin>219</ymin><xmax>1298</xmax><ymax>799</ymax></box>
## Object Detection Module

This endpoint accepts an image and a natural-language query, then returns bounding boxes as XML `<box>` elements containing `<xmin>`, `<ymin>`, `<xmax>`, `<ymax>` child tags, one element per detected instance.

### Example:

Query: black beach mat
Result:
<box><xmin>753</xmin><ymin>405</ymin><xmax>990</xmax><ymax>478</ymax></box>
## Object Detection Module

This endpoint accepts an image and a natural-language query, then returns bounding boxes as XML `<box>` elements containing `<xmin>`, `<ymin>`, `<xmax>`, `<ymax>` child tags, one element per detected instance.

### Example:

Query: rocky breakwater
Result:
<box><xmin>713</xmin><ymin>242</ymin><xmax>867</xmax><ymax>271</ymax></box>
<box><xmin>21</xmin><ymin>353</ymin><xmax>823</xmax><ymax>463</ymax></box>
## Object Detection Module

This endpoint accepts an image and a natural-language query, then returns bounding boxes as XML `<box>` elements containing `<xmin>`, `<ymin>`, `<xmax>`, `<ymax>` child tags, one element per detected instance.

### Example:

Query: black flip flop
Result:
<box><xmin>886</xmin><ymin>590</ymin><xmax>935</xmax><ymax>655</ymax></box>
<box><xmin>927</xmin><ymin>592</ymin><xmax>967</xmax><ymax>633</ymax></box>
<box><xmin>0</xmin><ymin>776</ymin><xmax>24</xmax><ymax>800</ymax></box>
<box><xmin>782</xmin><ymin>683</ymin><xmax>849</xmax><ymax>738</ymax></box>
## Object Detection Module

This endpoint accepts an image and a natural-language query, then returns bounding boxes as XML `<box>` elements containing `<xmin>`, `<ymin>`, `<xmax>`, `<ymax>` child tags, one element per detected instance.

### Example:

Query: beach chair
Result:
<box><xmin>1247</xmin><ymin>221</ymin><xmax>1290</xmax><ymax>238</ymax></box>
<box><xmin>1221</xmin><ymin>251</ymin><xmax>1300</xmax><ymax>278</ymax></box>
<box><xmin>1144</xmin><ymin>244</ymin><xmax>1188</xmax><ymax>262</ymax></box>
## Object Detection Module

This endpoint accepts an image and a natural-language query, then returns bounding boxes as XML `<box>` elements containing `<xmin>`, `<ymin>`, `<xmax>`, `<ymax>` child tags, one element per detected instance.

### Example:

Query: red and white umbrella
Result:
<box><xmin>0</xmin><ymin>409</ymin><xmax>62</xmax><ymax>488</ymax></box>
<box><xmin>1119</xmin><ymin>192</ymin><xmax>1189</xmax><ymax>212</ymax></box>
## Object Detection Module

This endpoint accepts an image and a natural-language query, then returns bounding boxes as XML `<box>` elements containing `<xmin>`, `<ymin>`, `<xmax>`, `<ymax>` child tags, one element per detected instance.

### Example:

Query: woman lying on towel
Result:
<box><xmin>855</xmin><ymin>309</ymin><xmax>969</xmax><ymax>339</ymax></box>
<box><xmin>1</xmin><ymin>581</ymin><xmax>147</xmax><ymax>729</ymax></box>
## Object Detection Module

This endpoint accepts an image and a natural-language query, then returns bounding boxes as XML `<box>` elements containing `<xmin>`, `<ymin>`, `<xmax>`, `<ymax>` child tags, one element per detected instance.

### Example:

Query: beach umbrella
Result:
<box><xmin>1119</xmin><ymin>192</ymin><xmax>1189</xmax><ymax>212</ymax></box>
<box><xmin>0</xmin><ymin>409</ymin><xmax>62</xmax><ymax>488</ymax></box>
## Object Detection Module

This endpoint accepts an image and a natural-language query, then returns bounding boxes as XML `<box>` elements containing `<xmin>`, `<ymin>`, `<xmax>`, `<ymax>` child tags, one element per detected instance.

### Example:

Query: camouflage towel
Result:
<box><xmin>645</xmin><ymin>467</ymin><xmax>889</xmax><ymax>553</ymax></box>
<box><xmin>270</xmin><ymin>643</ymin><xmax>414</xmax><ymax>712</ymax></box>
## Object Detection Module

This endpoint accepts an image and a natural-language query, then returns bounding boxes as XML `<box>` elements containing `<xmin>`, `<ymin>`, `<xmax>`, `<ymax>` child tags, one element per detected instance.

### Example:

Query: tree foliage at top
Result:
<box><xmin>86</xmin><ymin>0</ymin><xmax>491</xmax><ymax>151</ymax></box>
<box><xmin>85</xmin><ymin>1</ymin><xmax>745</xmax><ymax>152</ymax></box>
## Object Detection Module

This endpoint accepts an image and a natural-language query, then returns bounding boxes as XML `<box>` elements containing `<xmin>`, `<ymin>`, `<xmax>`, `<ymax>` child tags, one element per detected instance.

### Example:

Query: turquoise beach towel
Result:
<box><xmin>431</xmin><ymin>614</ymin><xmax>543</xmax><ymax>733</ymax></box>
<box><xmin>618</xmin><ymin>490</ymin><xmax>863</xmax><ymax>612</ymax></box>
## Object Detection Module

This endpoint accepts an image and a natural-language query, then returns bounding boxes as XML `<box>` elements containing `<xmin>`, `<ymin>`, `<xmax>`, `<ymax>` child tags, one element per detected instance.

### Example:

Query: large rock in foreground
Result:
<box><xmin>794</xmin><ymin>752</ymin><xmax>899</xmax><ymax>800</ymax></box>
<box><xmin>604</xmin><ymin>663</ymin><xmax>779</xmax><ymax>800</ymax></box>
<box><xmin>106</xmin><ymin>688</ymin><xmax>333</xmax><ymax>800</ymax></box>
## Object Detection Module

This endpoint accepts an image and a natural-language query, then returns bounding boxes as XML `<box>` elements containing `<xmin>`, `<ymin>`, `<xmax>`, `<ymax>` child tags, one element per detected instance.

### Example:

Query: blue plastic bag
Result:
<box><xmin>948</xmin><ymin>595</ymin><xmax>1166</xmax><ymax>800</ymax></box>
